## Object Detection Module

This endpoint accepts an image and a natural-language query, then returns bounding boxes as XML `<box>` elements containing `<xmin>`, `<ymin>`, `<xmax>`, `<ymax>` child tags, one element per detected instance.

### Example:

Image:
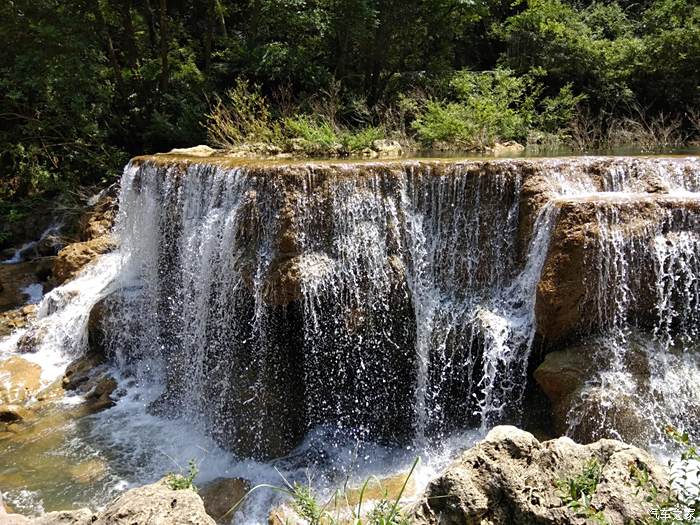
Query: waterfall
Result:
<box><xmin>4</xmin><ymin>155</ymin><xmax>699</xmax><ymax>466</ymax></box>
<box><xmin>85</xmin><ymin>155</ymin><xmax>696</xmax><ymax>460</ymax></box>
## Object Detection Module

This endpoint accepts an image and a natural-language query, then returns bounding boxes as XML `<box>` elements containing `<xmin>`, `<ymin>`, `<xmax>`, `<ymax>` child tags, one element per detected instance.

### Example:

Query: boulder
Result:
<box><xmin>0</xmin><ymin>356</ymin><xmax>42</xmax><ymax>404</ymax></box>
<box><xmin>82</xmin><ymin>374</ymin><xmax>118</xmax><ymax>414</ymax></box>
<box><xmin>198</xmin><ymin>477</ymin><xmax>250</xmax><ymax>523</ymax></box>
<box><xmin>532</xmin><ymin>336</ymin><xmax>679</xmax><ymax>446</ymax></box>
<box><xmin>367</xmin><ymin>139</ymin><xmax>404</xmax><ymax>158</ymax></box>
<box><xmin>412</xmin><ymin>426</ymin><xmax>669</xmax><ymax>525</ymax></box>
<box><xmin>0</xmin><ymin>305</ymin><xmax>38</xmax><ymax>337</ymax></box>
<box><xmin>0</xmin><ymin>404</ymin><xmax>31</xmax><ymax>423</ymax></box>
<box><xmin>62</xmin><ymin>352</ymin><xmax>106</xmax><ymax>391</ymax></box>
<box><xmin>93</xmin><ymin>478</ymin><xmax>216</xmax><ymax>525</ymax></box>
<box><xmin>52</xmin><ymin>235</ymin><xmax>116</xmax><ymax>285</ymax></box>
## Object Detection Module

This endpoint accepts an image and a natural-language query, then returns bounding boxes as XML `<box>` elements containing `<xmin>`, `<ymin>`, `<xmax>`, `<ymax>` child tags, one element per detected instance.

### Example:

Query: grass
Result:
<box><xmin>556</xmin><ymin>458</ymin><xmax>608</xmax><ymax>524</ymax></box>
<box><xmin>224</xmin><ymin>457</ymin><xmax>420</xmax><ymax>525</ymax></box>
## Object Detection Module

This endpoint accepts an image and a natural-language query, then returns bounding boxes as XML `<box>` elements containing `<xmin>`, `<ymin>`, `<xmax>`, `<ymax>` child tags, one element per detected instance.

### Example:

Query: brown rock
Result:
<box><xmin>94</xmin><ymin>478</ymin><xmax>216</xmax><ymax>525</ymax></box>
<box><xmin>0</xmin><ymin>404</ymin><xmax>31</xmax><ymax>422</ymax></box>
<box><xmin>0</xmin><ymin>305</ymin><xmax>37</xmax><ymax>337</ymax></box>
<box><xmin>0</xmin><ymin>356</ymin><xmax>42</xmax><ymax>404</ymax></box>
<box><xmin>52</xmin><ymin>235</ymin><xmax>116</xmax><ymax>285</ymax></box>
<box><xmin>31</xmin><ymin>510</ymin><xmax>95</xmax><ymax>525</ymax></box>
<box><xmin>0</xmin><ymin>258</ymin><xmax>54</xmax><ymax>312</ymax></box>
<box><xmin>78</xmin><ymin>184</ymin><xmax>119</xmax><ymax>242</ymax></box>
<box><xmin>491</xmin><ymin>140</ymin><xmax>525</xmax><ymax>156</ymax></box>
<box><xmin>62</xmin><ymin>352</ymin><xmax>106</xmax><ymax>391</ymax></box>
<box><xmin>535</xmin><ymin>195</ymin><xmax>699</xmax><ymax>345</ymax></box>
<box><xmin>199</xmin><ymin>477</ymin><xmax>250</xmax><ymax>523</ymax></box>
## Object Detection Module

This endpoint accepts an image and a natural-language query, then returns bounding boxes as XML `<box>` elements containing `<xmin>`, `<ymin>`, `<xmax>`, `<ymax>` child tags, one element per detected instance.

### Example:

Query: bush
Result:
<box><xmin>205</xmin><ymin>79</ymin><xmax>283</xmax><ymax>148</ymax></box>
<box><xmin>412</xmin><ymin>69</ymin><xmax>583</xmax><ymax>150</ymax></box>
<box><xmin>284</xmin><ymin>115</ymin><xmax>340</xmax><ymax>154</ymax></box>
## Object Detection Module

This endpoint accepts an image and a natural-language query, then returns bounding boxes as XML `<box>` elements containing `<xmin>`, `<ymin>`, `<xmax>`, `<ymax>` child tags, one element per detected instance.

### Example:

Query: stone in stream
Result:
<box><xmin>412</xmin><ymin>426</ymin><xmax>669</xmax><ymax>525</ymax></box>
<box><xmin>0</xmin><ymin>304</ymin><xmax>38</xmax><ymax>338</ymax></box>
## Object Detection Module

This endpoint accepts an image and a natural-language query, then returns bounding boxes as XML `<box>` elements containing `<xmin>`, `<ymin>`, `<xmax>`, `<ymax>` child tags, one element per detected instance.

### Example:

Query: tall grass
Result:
<box><xmin>225</xmin><ymin>457</ymin><xmax>420</xmax><ymax>525</ymax></box>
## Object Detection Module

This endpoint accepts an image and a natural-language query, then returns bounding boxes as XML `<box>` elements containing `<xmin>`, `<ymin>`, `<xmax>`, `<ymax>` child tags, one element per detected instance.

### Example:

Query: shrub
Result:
<box><xmin>205</xmin><ymin>79</ymin><xmax>282</xmax><ymax>148</ymax></box>
<box><xmin>341</xmin><ymin>126</ymin><xmax>384</xmax><ymax>152</ymax></box>
<box><xmin>284</xmin><ymin>115</ymin><xmax>340</xmax><ymax>154</ymax></box>
<box><xmin>412</xmin><ymin>69</ymin><xmax>582</xmax><ymax>150</ymax></box>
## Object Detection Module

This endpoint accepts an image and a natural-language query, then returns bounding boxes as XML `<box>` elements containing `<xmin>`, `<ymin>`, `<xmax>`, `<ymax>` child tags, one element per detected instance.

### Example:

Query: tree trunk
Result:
<box><xmin>119</xmin><ymin>0</ymin><xmax>138</xmax><ymax>69</ymax></box>
<box><xmin>158</xmin><ymin>0</ymin><xmax>169</xmax><ymax>92</ymax></box>
<box><xmin>204</xmin><ymin>0</ymin><xmax>215</xmax><ymax>72</ymax></box>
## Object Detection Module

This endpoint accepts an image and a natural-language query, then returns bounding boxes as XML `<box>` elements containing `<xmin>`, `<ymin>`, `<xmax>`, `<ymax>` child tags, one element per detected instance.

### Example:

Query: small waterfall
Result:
<box><xmin>559</xmin><ymin>166</ymin><xmax>700</xmax><ymax>445</ymax></box>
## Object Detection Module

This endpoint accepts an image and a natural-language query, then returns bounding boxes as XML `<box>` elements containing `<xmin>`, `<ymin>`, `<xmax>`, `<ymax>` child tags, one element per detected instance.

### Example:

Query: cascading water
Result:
<box><xmin>2</xmin><ymin>155</ymin><xmax>700</xmax><ymax>522</ymax></box>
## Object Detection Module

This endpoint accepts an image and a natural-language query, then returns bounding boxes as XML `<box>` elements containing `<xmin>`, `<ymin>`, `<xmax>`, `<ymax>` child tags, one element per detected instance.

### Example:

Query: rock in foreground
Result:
<box><xmin>3</xmin><ymin>479</ymin><xmax>215</xmax><ymax>525</ymax></box>
<box><xmin>412</xmin><ymin>426</ymin><xmax>668</xmax><ymax>525</ymax></box>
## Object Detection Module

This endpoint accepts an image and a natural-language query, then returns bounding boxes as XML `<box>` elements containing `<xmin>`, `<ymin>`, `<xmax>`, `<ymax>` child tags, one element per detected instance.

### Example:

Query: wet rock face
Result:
<box><xmin>413</xmin><ymin>426</ymin><xmax>669</xmax><ymax>525</ymax></box>
<box><xmin>535</xmin><ymin>196</ymin><xmax>700</xmax><ymax>346</ymax></box>
<box><xmin>533</xmin><ymin>333</ymin><xmax>700</xmax><ymax>446</ymax></box>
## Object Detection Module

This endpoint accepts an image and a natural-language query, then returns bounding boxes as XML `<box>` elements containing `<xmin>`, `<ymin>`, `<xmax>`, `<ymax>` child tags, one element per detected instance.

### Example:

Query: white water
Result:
<box><xmin>1</xmin><ymin>156</ymin><xmax>700</xmax><ymax>521</ymax></box>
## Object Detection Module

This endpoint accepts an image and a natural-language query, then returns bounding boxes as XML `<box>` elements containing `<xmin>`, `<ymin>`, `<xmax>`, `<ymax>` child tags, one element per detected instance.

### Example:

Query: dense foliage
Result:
<box><xmin>1</xmin><ymin>0</ymin><xmax>699</xmax><ymax>198</ymax></box>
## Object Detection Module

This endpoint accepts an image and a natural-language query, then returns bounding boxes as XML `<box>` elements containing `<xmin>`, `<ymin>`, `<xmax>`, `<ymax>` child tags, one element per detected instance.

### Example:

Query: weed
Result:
<box><xmin>556</xmin><ymin>458</ymin><xmax>609</xmax><ymax>524</ymax></box>
<box><xmin>166</xmin><ymin>458</ymin><xmax>199</xmax><ymax>491</ymax></box>
<box><xmin>205</xmin><ymin>79</ymin><xmax>282</xmax><ymax>148</ymax></box>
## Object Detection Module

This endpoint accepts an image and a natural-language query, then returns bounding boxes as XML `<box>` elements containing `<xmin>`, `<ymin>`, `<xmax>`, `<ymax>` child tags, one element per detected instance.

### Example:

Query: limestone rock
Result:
<box><xmin>82</xmin><ymin>374</ymin><xmax>118</xmax><ymax>413</ymax></box>
<box><xmin>199</xmin><ymin>477</ymin><xmax>250</xmax><ymax>523</ymax></box>
<box><xmin>94</xmin><ymin>478</ymin><xmax>216</xmax><ymax>525</ymax></box>
<box><xmin>78</xmin><ymin>184</ymin><xmax>119</xmax><ymax>241</ymax></box>
<box><xmin>413</xmin><ymin>426</ymin><xmax>668</xmax><ymax>525</ymax></box>
<box><xmin>0</xmin><ymin>404</ymin><xmax>31</xmax><ymax>422</ymax></box>
<box><xmin>0</xmin><ymin>304</ymin><xmax>38</xmax><ymax>337</ymax></box>
<box><xmin>52</xmin><ymin>235</ymin><xmax>116</xmax><ymax>285</ymax></box>
<box><xmin>369</xmin><ymin>139</ymin><xmax>403</xmax><ymax>157</ymax></box>
<box><xmin>0</xmin><ymin>508</ymin><xmax>95</xmax><ymax>525</ymax></box>
<box><xmin>63</xmin><ymin>352</ymin><xmax>106</xmax><ymax>391</ymax></box>
<box><xmin>534</xmin><ymin>195</ymin><xmax>699</xmax><ymax>345</ymax></box>
<box><xmin>490</xmin><ymin>141</ymin><xmax>525</xmax><ymax>156</ymax></box>
<box><xmin>0</xmin><ymin>356</ymin><xmax>42</xmax><ymax>404</ymax></box>
<box><xmin>164</xmin><ymin>145</ymin><xmax>219</xmax><ymax>157</ymax></box>
<box><xmin>533</xmin><ymin>336</ymin><xmax>674</xmax><ymax>446</ymax></box>
<box><xmin>31</xmin><ymin>510</ymin><xmax>95</xmax><ymax>525</ymax></box>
